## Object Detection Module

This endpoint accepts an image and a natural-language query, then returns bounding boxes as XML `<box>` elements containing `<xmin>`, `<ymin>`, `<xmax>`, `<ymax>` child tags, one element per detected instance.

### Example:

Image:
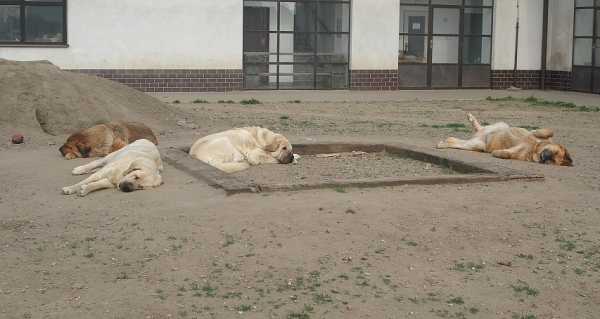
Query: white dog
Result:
<box><xmin>62</xmin><ymin>139</ymin><xmax>163</xmax><ymax>196</ymax></box>
<box><xmin>189</xmin><ymin>126</ymin><xmax>296</xmax><ymax>173</ymax></box>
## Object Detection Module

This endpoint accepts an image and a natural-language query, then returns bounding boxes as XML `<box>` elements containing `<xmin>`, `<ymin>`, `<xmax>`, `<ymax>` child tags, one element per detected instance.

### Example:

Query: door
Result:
<box><xmin>399</xmin><ymin>2</ymin><xmax>492</xmax><ymax>89</ymax></box>
<box><xmin>243</xmin><ymin>7</ymin><xmax>270</xmax><ymax>87</ymax></box>
<box><xmin>572</xmin><ymin>5</ymin><xmax>599</xmax><ymax>93</ymax></box>
<box><xmin>430</xmin><ymin>6</ymin><xmax>460</xmax><ymax>88</ymax></box>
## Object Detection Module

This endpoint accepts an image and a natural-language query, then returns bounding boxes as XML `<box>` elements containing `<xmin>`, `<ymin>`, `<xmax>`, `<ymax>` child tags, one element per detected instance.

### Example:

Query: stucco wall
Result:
<box><xmin>0</xmin><ymin>0</ymin><xmax>242</xmax><ymax>69</ymax></box>
<box><xmin>547</xmin><ymin>0</ymin><xmax>574</xmax><ymax>71</ymax></box>
<box><xmin>350</xmin><ymin>0</ymin><xmax>399</xmax><ymax>70</ymax></box>
<box><xmin>492</xmin><ymin>0</ymin><xmax>544</xmax><ymax>70</ymax></box>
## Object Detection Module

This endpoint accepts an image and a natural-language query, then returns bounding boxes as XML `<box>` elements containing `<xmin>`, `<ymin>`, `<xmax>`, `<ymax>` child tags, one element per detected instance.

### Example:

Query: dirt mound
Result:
<box><xmin>0</xmin><ymin>59</ymin><xmax>182</xmax><ymax>136</ymax></box>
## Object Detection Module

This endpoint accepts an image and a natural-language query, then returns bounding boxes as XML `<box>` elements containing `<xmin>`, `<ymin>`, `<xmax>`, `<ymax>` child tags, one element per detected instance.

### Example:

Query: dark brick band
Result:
<box><xmin>490</xmin><ymin>70</ymin><xmax>541</xmax><ymax>90</ymax></box>
<box><xmin>349</xmin><ymin>69</ymin><xmax>399</xmax><ymax>91</ymax></box>
<box><xmin>544</xmin><ymin>70</ymin><xmax>571</xmax><ymax>91</ymax></box>
<box><xmin>67</xmin><ymin>69</ymin><xmax>243</xmax><ymax>92</ymax></box>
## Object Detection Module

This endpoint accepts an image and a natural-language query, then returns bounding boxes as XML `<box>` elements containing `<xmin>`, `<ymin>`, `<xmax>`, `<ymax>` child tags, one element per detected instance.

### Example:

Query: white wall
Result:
<box><xmin>492</xmin><ymin>0</ymin><xmax>544</xmax><ymax>70</ymax></box>
<box><xmin>350</xmin><ymin>0</ymin><xmax>400</xmax><ymax>69</ymax></box>
<box><xmin>547</xmin><ymin>0</ymin><xmax>574</xmax><ymax>70</ymax></box>
<box><xmin>0</xmin><ymin>0</ymin><xmax>242</xmax><ymax>69</ymax></box>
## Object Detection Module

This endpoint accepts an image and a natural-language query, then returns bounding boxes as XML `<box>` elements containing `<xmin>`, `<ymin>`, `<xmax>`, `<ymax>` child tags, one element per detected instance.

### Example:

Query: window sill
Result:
<box><xmin>0</xmin><ymin>44</ymin><xmax>69</xmax><ymax>48</ymax></box>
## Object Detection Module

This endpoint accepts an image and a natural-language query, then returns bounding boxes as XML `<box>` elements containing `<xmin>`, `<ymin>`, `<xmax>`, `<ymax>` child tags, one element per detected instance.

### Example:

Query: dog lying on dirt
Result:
<box><xmin>436</xmin><ymin>113</ymin><xmax>573</xmax><ymax>166</ymax></box>
<box><xmin>62</xmin><ymin>139</ymin><xmax>163</xmax><ymax>196</ymax></box>
<box><xmin>59</xmin><ymin>122</ymin><xmax>158</xmax><ymax>159</ymax></box>
<box><xmin>189</xmin><ymin>126</ymin><xmax>296</xmax><ymax>173</ymax></box>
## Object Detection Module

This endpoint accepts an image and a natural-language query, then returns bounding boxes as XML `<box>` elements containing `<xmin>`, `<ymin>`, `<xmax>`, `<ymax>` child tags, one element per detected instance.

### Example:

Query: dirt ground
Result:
<box><xmin>1</xmin><ymin>61</ymin><xmax>599</xmax><ymax>319</ymax></box>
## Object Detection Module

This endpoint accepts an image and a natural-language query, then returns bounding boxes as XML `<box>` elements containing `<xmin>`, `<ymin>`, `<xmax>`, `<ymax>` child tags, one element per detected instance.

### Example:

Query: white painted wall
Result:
<box><xmin>0</xmin><ymin>0</ymin><xmax>242</xmax><ymax>69</ymax></box>
<box><xmin>547</xmin><ymin>0</ymin><xmax>574</xmax><ymax>71</ymax></box>
<box><xmin>350</xmin><ymin>0</ymin><xmax>400</xmax><ymax>69</ymax></box>
<box><xmin>492</xmin><ymin>0</ymin><xmax>544</xmax><ymax>70</ymax></box>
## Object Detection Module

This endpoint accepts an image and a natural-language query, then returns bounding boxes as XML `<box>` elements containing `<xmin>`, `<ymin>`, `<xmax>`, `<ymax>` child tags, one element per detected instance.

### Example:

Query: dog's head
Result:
<box><xmin>59</xmin><ymin>133</ymin><xmax>91</xmax><ymax>159</ymax></box>
<box><xmin>118</xmin><ymin>158</ymin><xmax>163</xmax><ymax>192</ymax></box>
<box><xmin>261</xmin><ymin>129</ymin><xmax>295</xmax><ymax>164</ymax></box>
<box><xmin>537</xmin><ymin>142</ymin><xmax>573</xmax><ymax>166</ymax></box>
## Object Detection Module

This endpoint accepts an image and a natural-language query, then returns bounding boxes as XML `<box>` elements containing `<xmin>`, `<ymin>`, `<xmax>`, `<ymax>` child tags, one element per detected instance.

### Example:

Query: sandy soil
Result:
<box><xmin>1</xmin><ymin>60</ymin><xmax>599</xmax><ymax>319</ymax></box>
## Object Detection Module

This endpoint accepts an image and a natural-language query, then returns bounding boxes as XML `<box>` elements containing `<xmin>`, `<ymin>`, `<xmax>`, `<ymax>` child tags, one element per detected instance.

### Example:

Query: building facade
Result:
<box><xmin>0</xmin><ymin>0</ymin><xmax>597</xmax><ymax>93</ymax></box>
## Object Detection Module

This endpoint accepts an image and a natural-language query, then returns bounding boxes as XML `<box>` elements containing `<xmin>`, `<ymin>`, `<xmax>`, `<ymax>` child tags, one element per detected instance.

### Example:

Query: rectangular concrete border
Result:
<box><xmin>161</xmin><ymin>141</ymin><xmax>544</xmax><ymax>195</ymax></box>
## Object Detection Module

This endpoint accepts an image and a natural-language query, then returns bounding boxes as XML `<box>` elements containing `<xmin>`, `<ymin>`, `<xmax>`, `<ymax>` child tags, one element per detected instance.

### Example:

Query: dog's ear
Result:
<box><xmin>77</xmin><ymin>142</ymin><xmax>91</xmax><ymax>157</ymax></box>
<box><xmin>264</xmin><ymin>140</ymin><xmax>280</xmax><ymax>152</ymax></box>
<box><xmin>122</xmin><ymin>160</ymin><xmax>142</xmax><ymax>176</ymax></box>
<box><xmin>561</xmin><ymin>149</ymin><xmax>573</xmax><ymax>167</ymax></box>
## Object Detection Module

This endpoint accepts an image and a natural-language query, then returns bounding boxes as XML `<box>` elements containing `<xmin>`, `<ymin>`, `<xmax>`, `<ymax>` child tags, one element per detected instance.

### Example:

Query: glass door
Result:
<box><xmin>572</xmin><ymin>1</ymin><xmax>599</xmax><ymax>93</ymax></box>
<box><xmin>431</xmin><ymin>6</ymin><xmax>460</xmax><ymax>87</ymax></box>
<box><xmin>399</xmin><ymin>1</ymin><xmax>492</xmax><ymax>89</ymax></box>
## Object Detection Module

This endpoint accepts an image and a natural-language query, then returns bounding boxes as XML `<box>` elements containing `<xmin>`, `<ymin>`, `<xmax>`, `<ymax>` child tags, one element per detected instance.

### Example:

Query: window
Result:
<box><xmin>0</xmin><ymin>0</ymin><xmax>66</xmax><ymax>45</ymax></box>
<box><xmin>243</xmin><ymin>0</ymin><xmax>350</xmax><ymax>90</ymax></box>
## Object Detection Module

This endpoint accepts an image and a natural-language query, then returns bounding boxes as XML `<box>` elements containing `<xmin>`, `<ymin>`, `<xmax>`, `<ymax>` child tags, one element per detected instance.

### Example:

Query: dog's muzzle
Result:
<box><xmin>118</xmin><ymin>181</ymin><xmax>134</xmax><ymax>192</ymax></box>
<box><xmin>279</xmin><ymin>153</ymin><xmax>296</xmax><ymax>164</ymax></box>
<box><xmin>538</xmin><ymin>149</ymin><xmax>554</xmax><ymax>164</ymax></box>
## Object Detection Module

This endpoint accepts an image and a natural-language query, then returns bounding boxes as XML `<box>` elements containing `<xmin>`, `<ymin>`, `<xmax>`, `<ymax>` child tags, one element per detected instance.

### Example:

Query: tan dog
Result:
<box><xmin>437</xmin><ymin>113</ymin><xmax>573</xmax><ymax>166</ymax></box>
<box><xmin>189</xmin><ymin>126</ymin><xmax>296</xmax><ymax>173</ymax></box>
<box><xmin>59</xmin><ymin>122</ymin><xmax>158</xmax><ymax>159</ymax></box>
<box><xmin>62</xmin><ymin>139</ymin><xmax>163</xmax><ymax>196</ymax></box>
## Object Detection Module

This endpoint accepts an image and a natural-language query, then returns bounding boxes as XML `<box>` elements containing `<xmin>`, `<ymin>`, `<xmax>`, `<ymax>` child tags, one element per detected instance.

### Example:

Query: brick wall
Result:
<box><xmin>544</xmin><ymin>70</ymin><xmax>571</xmax><ymax>91</ymax></box>
<box><xmin>68</xmin><ymin>69</ymin><xmax>243</xmax><ymax>92</ymax></box>
<box><xmin>349</xmin><ymin>69</ymin><xmax>399</xmax><ymax>91</ymax></box>
<box><xmin>490</xmin><ymin>70</ymin><xmax>541</xmax><ymax>90</ymax></box>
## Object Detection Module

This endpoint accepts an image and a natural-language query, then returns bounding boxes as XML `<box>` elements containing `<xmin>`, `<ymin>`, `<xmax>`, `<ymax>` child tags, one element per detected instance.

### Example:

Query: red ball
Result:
<box><xmin>12</xmin><ymin>133</ymin><xmax>24</xmax><ymax>144</ymax></box>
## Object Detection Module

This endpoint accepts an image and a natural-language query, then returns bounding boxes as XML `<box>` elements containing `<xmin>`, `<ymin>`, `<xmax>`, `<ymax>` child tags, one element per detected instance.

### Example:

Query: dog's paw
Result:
<box><xmin>292</xmin><ymin>154</ymin><xmax>301</xmax><ymax>164</ymax></box>
<box><xmin>62</xmin><ymin>187</ymin><xmax>76</xmax><ymax>195</ymax></box>
<box><xmin>467</xmin><ymin>113</ymin><xmax>476</xmax><ymax>124</ymax></box>
<box><xmin>77</xmin><ymin>185</ymin><xmax>89</xmax><ymax>197</ymax></box>
<box><xmin>72</xmin><ymin>166</ymin><xmax>87</xmax><ymax>175</ymax></box>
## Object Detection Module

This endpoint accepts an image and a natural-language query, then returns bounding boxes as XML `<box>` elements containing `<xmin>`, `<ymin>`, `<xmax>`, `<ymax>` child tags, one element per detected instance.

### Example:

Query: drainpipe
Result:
<box><xmin>513</xmin><ymin>0</ymin><xmax>520</xmax><ymax>87</ymax></box>
<box><xmin>540</xmin><ymin>0</ymin><xmax>549</xmax><ymax>90</ymax></box>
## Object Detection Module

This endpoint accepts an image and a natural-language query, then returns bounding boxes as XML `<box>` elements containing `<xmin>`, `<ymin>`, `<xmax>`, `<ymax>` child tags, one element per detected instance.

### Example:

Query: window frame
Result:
<box><xmin>0</xmin><ymin>0</ymin><xmax>67</xmax><ymax>46</ymax></box>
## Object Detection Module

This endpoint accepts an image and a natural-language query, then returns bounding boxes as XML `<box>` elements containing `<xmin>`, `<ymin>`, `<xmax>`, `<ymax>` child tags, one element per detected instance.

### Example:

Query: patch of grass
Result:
<box><xmin>217</xmin><ymin>99</ymin><xmax>235</xmax><ymax>104</ymax></box>
<box><xmin>116</xmin><ymin>272</ymin><xmax>128</xmax><ymax>280</ymax></box>
<box><xmin>286</xmin><ymin>312</ymin><xmax>310</xmax><ymax>319</ymax></box>
<box><xmin>345</xmin><ymin>208</ymin><xmax>356</xmax><ymax>214</ymax></box>
<box><xmin>223</xmin><ymin>234</ymin><xmax>235</xmax><ymax>247</ymax></box>
<box><xmin>172</xmin><ymin>100</ymin><xmax>181</xmax><ymax>104</ymax></box>
<box><xmin>517</xmin><ymin>253</ymin><xmax>534</xmax><ymax>260</ymax></box>
<box><xmin>156</xmin><ymin>289</ymin><xmax>167</xmax><ymax>300</ymax></box>
<box><xmin>314</xmin><ymin>293</ymin><xmax>332</xmax><ymax>304</ymax></box>
<box><xmin>84</xmin><ymin>252</ymin><xmax>94</xmax><ymax>258</ymax></box>
<box><xmin>192</xmin><ymin>99</ymin><xmax>209</xmax><ymax>103</ymax></box>
<box><xmin>240</xmin><ymin>98</ymin><xmax>261</xmax><ymax>105</ymax></box>
<box><xmin>280</xmin><ymin>115</ymin><xmax>290</xmax><ymax>120</ymax></box>
<box><xmin>286</xmin><ymin>100</ymin><xmax>302</xmax><ymax>103</ymax></box>
<box><xmin>233</xmin><ymin>304</ymin><xmax>252</xmax><ymax>311</ymax></box>
<box><xmin>486</xmin><ymin>95</ymin><xmax>517</xmax><ymax>101</ymax></box>
<box><xmin>202</xmin><ymin>283</ymin><xmax>217</xmax><ymax>297</ymax></box>
<box><xmin>512</xmin><ymin>283</ymin><xmax>539</xmax><ymax>296</ymax></box>
<box><xmin>333</xmin><ymin>187</ymin><xmax>346</xmax><ymax>193</ymax></box>
<box><xmin>445</xmin><ymin>123</ymin><xmax>466</xmax><ymax>128</ymax></box>
<box><xmin>448</xmin><ymin>297</ymin><xmax>464</xmax><ymax>305</ymax></box>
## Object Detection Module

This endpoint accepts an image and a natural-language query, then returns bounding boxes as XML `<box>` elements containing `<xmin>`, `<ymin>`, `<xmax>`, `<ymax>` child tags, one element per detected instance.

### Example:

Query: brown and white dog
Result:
<box><xmin>59</xmin><ymin>122</ymin><xmax>158</xmax><ymax>159</ymax></box>
<box><xmin>437</xmin><ymin>113</ymin><xmax>572</xmax><ymax>166</ymax></box>
<box><xmin>189</xmin><ymin>126</ymin><xmax>296</xmax><ymax>173</ymax></box>
<box><xmin>62</xmin><ymin>139</ymin><xmax>163</xmax><ymax>196</ymax></box>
